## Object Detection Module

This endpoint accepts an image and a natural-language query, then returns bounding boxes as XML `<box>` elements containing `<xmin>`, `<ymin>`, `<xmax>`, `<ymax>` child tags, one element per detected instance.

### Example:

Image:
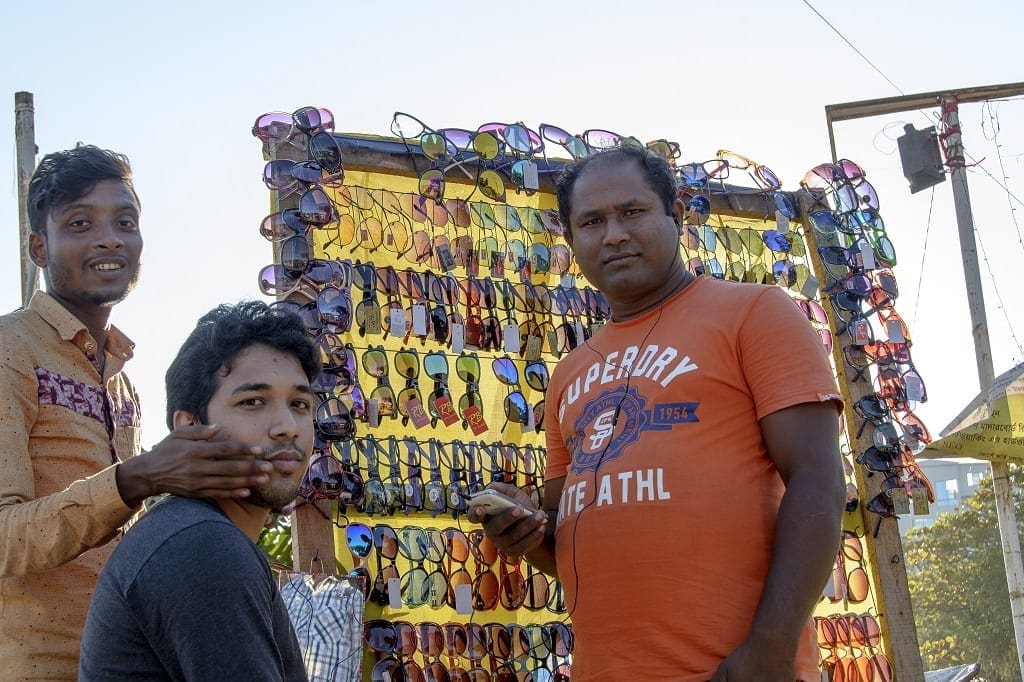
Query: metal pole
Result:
<box><xmin>15</xmin><ymin>92</ymin><xmax>38</xmax><ymax>307</ymax></box>
<box><xmin>942</xmin><ymin>95</ymin><xmax>1024</xmax><ymax>678</ymax></box>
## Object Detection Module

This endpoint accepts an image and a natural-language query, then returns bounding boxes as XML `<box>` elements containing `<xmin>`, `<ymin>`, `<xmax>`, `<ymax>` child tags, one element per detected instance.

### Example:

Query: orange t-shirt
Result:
<box><xmin>545</xmin><ymin>277</ymin><xmax>841</xmax><ymax>681</ymax></box>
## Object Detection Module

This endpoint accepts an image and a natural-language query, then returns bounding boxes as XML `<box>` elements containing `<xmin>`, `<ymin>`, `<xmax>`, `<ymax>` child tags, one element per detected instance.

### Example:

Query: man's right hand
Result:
<box><xmin>468</xmin><ymin>482</ymin><xmax>548</xmax><ymax>559</ymax></box>
<box><xmin>115</xmin><ymin>424</ymin><xmax>273</xmax><ymax>508</ymax></box>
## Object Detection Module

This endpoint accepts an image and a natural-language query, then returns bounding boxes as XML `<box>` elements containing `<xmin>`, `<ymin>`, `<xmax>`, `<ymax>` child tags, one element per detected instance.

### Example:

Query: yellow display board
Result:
<box><xmin>259</xmin><ymin>124</ymin><xmax>906</xmax><ymax>679</ymax></box>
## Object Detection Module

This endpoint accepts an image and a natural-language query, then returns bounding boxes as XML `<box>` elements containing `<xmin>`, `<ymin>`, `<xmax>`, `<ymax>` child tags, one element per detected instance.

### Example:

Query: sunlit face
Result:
<box><xmin>29</xmin><ymin>179</ymin><xmax>143</xmax><ymax>320</ymax></box>
<box><xmin>181</xmin><ymin>343</ymin><xmax>314</xmax><ymax>512</ymax></box>
<box><xmin>565</xmin><ymin>158</ymin><xmax>687</xmax><ymax>318</ymax></box>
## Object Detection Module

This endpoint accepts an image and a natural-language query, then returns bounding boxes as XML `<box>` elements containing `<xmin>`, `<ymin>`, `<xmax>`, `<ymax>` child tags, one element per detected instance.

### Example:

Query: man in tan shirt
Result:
<box><xmin>0</xmin><ymin>145</ymin><xmax>277</xmax><ymax>679</ymax></box>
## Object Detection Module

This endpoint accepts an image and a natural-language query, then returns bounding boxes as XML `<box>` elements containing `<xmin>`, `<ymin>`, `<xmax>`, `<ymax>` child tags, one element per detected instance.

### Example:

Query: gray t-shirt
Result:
<box><xmin>80</xmin><ymin>496</ymin><xmax>307</xmax><ymax>681</ymax></box>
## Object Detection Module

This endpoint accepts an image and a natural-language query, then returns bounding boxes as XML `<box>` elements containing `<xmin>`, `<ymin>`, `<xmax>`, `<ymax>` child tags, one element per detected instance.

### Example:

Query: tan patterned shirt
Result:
<box><xmin>0</xmin><ymin>291</ymin><xmax>141</xmax><ymax>680</ymax></box>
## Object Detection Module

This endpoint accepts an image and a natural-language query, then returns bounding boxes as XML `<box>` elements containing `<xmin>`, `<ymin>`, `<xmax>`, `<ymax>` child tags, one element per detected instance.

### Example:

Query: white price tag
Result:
<box><xmin>859</xmin><ymin>241</ymin><xmax>877</xmax><ymax>271</ymax></box>
<box><xmin>389</xmin><ymin>308</ymin><xmax>407</xmax><ymax>338</ymax></box>
<box><xmin>455</xmin><ymin>583</ymin><xmax>473</xmax><ymax>614</ymax></box>
<box><xmin>367</xmin><ymin>398</ymin><xmax>380</xmax><ymax>427</ymax></box>
<box><xmin>522</xmin><ymin>160</ymin><xmax>539</xmax><ymax>190</ymax></box>
<box><xmin>451</xmin><ymin>323</ymin><xmax>465</xmax><ymax>354</ymax></box>
<box><xmin>906</xmin><ymin>378</ymin><xmax>924</xmax><ymax>403</ymax></box>
<box><xmin>912</xmin><ymin>487</ymin><xmax>930</xmax><ymax>515</ymax></box>
<box><xmin>436</xmin><ymin>243</ymin><xmax>456</xmax><ymax>272</ymax></box>
<box><xmin>775</xmin><ymin>210</ymin><xmax>790</xmax><ymax>232</ymax></box>
<box><xmin>388</xmin><ymin>577</ymin><xmax>403</xmax><ymax>609</ymax></box>
<box><xmin>800</xmin><ymin>274</ymin><xmax>820</xmax><ymax>300</ymax></box>
<box><xmin>890</xmin><ymin>487</ymin><xmax>911</xmax><ymax>515</ymax></box>
<box><xmin>822</xmin><ymin>573</ymin><xmax>837</xmax><ymax>601</ymax></box>
<box><xmin>886</xmin><ymin>319</ymin><xmax>906</xmax><ymax>344</ymax></box>
<box><xmin>524</xmin><ymin>334</ymin><xmax>542</xmax><ymax>361</ymax></box>
<box><xmin>852</xmin><ymin>319</ymin><xmax>870</xmax><ymax>346</ymax></box>
<box><xmin>503</xmin><ymin>324</ymin><xmax>521</xmax><ymax>353</ymax></box>
<box><xmin>525</xmin><ymin>403</ymin><xmax>535</xmax><ymax>431</ymax></box>
<box><xmin>412</xmin><ymin>304</ymin><xmax>427</xmax><ymax>336</ymax></box>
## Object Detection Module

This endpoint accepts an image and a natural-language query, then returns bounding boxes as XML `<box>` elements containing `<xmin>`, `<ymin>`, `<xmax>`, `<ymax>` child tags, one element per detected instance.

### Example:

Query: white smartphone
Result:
<box><xmin>463</xmin><ymin>489</ymin><xmax>531</xmax><ymax>515</ymax></box>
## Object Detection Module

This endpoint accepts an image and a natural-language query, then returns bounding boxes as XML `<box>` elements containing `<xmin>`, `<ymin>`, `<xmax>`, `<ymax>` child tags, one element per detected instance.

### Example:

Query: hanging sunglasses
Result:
<box><xmin>393</xmin><ymin>112</ymin><xmax>505</xmax><ymax>203</ymax></box>
<box><xmin>895</xmin><ymin>409</ymin><xmax>932</xmax><ymax>449</ymax></box>
<box><xmin>291</xmin><ymin>105</ymin><xmax>334</xmax><ymax>135</ymax></box>
<box><xmin>477</xmin><ymin>121</ymin><xmax>544</xmax><ymax>156</ymax></box>
<box><xmin>794</xmin><ymin>298</ymin><xmax>829</xmax><ymax>326</ymax></box>
<box><xmin>524</xmin><ymin>360</ymin><xmax>550</xmax><ymax>393</ymax></box>
<box><xmin>314</xmin><ymin>397</ymin><xmax>356</xmax><ymax>441</ymax></box>
<box><xmin>580</xmin><ymin>128</ymin><xmax>642</xmax><ymax>152</ymax></box>
<box><xmin>295</xmin><ymin>186</ymin><xmax>336</xmax><ymax>227</ymax></box>
<box><xmin>393</xmin><ymin>348</ymin><xmax>428</xmax><ymax>428</ymax></box>
<box><xmin>865</xmin><ymin>339</ymin><xmax>913</xmax><ymax>366</ymax></box>
<box><xmin>357</xmin><ymin>444</ymin><xmax>393</xmax><ymax>518</ymax></box>
<box><xmin>251</xmin><ymin>106</ymin><xmax>333</xmax><ymax>144</ymax></box>
<box><xmin>352</xmin><ymin>263</ymin><xmax>383</xmax><ymax>337</ymax></box>
<box><xmin>878</xmin><ymin>365</ymin><xmax>928</xmax><ymax>407</ymax></box>
<box><xmin>361</xmin><ymin>346</ymin><xmax>398</xmax><ymax>420</ymax></box>
<box><xmin>492</xmin><ymin>355</ymin><xmax>531</xmax><ymax>431</ymax></box>
<box><xmin>303</xmin><ymin>453</ymin><xmax>364</xmax><ymax>505</ymax></box>
<box><xmin>824</xmin><ymin>272</ymin><xmax>872</xmax><ymax>298</ymax></box>
<box><xmin>455</xmin><ymin>353</ymin><xmax>486</xmax><ymax>432</ymax></box>
<box><xmin>262</xmin><ymin>159</ymin><xmax>329</xmax><ymax>195</ymax></box>
<box><xmin>259</xmin><ymin>209</ymin><xmax>307</xmax><ymax>244</ymax></box>
<box><xmin>829</xmin><ymin>291</ymin><xmax>866</xmax><ymax>322</ymax></box>
<box><xmin>683</xmin><ymin>195</ymin><xmax>711</xmax><ymax>226</ymax></box>
<box><xmin>772</xmin><ymin>259</ymin><xmax>811</xmax><ymax>291</ymax></box>
<box><xmin>392</xmin><ymin>112</ymin><xmax>459</xmax><ymax>162</ymax></box>
<box><xmin>312</xmin><ymin>333</ymin><xmax>356</xmax><ymax>393</ymax></box>
<box><xmin>818</xmin><ymin>242</ymin><xmax>868</xmax><ymax>277</ymax></box>
<box><xmin>762</xmin><ymin>229</ymin><xmax>806</xmax><ymax>257</ymax></box>
<box><xmin>868</xmin><ymin>269</ymin><xmax>899</xmax><ymax>308</ymax></box>
<box><xmin>423</xmin><ymin>351</ymin><xmax>459</xmax><ymax>427</ymax></box>
<box><xmin>257</xmin><ymin>257</ymin><xmax>348</xmax><ymax>298</ymax></box>
<box><xmin>315</xmin><ymin>285</ymin><xmax>352</xmax><ymax>333</ymax></box>
<box><xmin>539</xmin><ymin>123</ymin><xmax>589</xmax><ymax>160</ymax></box>
<box><xmin>716</xmin><ymin>149</ymin><xmax>781</xmax><ymax>190</ymax></box>
<box><xmin>252</xmin><ymin>111</ymin><xmax>296</xmax><ymax>144</ymax></box>
<box><xmin>679</xmin><ymin>165</ymin><xmax>729</xmax><ymax>197</ymax></box>
<box><xmin>801</xmin><ymin>162</ymin><xmax>845</xmax><ymax>191</ymax></box>
<box><xmin>306</xmin><ymin>130</ymin><xmax>345</xmax><ymax>175</ymax></box>
<box><xmin>808</xmin><ymin>209</ymin><xmax>844</xmax><ymax>238</ymax></box>
<box><xmin>645</xmin><ymin>138</ymin><xmax>682</xmax><ymax>162</ymax></box>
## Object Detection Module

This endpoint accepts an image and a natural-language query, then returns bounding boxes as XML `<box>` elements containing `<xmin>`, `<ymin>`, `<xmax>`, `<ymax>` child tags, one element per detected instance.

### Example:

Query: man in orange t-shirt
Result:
<box><xmin>473</xmin><ymin>146</ymin><xmax>845</xmax><ymax>680</ymax></box>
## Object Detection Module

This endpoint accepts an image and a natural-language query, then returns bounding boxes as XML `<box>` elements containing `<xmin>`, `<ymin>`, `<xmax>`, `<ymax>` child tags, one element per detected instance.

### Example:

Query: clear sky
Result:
<box><xmin>2</xmin><ymin>0</ymin><xmax>1022</xmax><ymax>450</ymax></box>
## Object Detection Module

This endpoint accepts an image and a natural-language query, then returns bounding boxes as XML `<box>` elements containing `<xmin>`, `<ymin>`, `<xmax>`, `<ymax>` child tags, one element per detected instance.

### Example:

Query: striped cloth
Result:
<box><xmin>280</xmin><ymin>573</ymin><xmax>365</xmax><ymax>682</ymax></box>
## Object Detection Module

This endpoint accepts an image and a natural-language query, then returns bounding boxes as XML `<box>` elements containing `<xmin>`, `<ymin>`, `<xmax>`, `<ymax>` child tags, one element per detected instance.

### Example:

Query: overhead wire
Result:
<box><xmin>800</xmin><ymin>1</ymin><xmax>905</xmax><ymax>96</ymax></box>
<box><xmin>961</xmin><ymin>177</ymin><xmax>1024</xmax><ymax>362</ymax></box>
<box><xmin>911</xmin><ymin>185</ymin><xmax>935</xmax><ymax>329</ymax></box>
<box><xmin>978</xmin><ymin>99</ymin><xmax>1024</xmax><ymax>247</ymax></box>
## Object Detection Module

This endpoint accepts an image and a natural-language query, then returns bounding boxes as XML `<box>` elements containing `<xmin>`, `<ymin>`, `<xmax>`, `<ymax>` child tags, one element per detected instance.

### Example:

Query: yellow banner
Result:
<box><xmin>923</xmin><ymin>363</ymin><xmax>1024</xmax><ymax>463</ymax></box>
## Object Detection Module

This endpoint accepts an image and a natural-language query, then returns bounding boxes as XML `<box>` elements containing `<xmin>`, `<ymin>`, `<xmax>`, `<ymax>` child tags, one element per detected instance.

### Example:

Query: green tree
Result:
<box><xmin>904</xmin><ymin>463</ymin><xmax>1024</xmax><ymax>681</ymax></box>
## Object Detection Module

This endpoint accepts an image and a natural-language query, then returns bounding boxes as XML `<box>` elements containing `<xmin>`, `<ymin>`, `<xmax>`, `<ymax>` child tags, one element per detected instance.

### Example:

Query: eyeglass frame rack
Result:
<box><xmin>259</xmin><ymin>129</ymin><xmax>922</xmax><ymax>678</ymax></box>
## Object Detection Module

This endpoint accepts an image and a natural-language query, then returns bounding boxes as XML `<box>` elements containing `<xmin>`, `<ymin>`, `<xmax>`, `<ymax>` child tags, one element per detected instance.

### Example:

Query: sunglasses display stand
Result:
<box><xmin>255</xmin><ymin>108</ymin><xmax>928</xmax><ymax>680</ymax></box>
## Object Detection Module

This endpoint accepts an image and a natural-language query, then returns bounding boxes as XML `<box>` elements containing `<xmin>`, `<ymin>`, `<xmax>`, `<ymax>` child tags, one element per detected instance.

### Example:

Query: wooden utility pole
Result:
<box><xmin>15</xmin><ymin>91</ymin><xmax>38</xmax><ymax>306</ymax></box>
<box><xmin>941</xmin><ymin>94</ymin><xmax>1024</xmax><ymax>680</ymax></box>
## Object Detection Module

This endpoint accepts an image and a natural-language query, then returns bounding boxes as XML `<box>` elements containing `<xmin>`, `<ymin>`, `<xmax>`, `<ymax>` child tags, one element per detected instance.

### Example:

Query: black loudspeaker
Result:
<box><xmin>897</xmin><ymin>124</ymin><xmax>946</xmax><ymax>194</ymax></box>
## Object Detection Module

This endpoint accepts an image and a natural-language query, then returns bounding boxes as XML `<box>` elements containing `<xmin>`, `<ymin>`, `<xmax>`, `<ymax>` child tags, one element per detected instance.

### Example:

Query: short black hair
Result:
<box><xmin>556</xmin><ymin>145</ymin><xmax>678</xmax><ymax>235</ymax></box>
<box><xmin>165</xmin><ymin>301</ymin><xmax>321</xmax><ymax>429</ymax></box>
<box><xmin>27</xmin><ymin>144</ymin><xmax>139</xmax><ymax>234</ymax></box>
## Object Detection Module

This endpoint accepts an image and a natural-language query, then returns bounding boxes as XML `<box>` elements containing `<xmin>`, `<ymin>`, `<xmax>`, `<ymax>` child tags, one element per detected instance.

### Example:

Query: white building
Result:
<box><xmin>897</xmin><ymin>458</ymin><xmax>993</xmax><ymax>536</ymax></box>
